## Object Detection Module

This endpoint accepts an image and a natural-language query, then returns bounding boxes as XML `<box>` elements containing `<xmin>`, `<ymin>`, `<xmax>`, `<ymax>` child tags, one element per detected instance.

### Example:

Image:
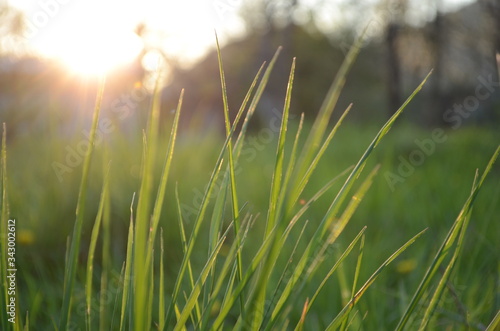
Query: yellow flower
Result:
<box><xmin>396</xmin><ymin>259</ymin><xmax>417</xmax><ymax>274</ymax></box>
<box><xmin>17</xmin><ymin>229</ymin><xmax>35</xmax><ymax>245</ymax></box>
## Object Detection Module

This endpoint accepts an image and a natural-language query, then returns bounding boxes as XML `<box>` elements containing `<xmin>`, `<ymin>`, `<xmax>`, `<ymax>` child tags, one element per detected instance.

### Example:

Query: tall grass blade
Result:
<box><xmin>99</xmin><ymin>152</ymin><xmax>112</xmax><ymax>331</ymax></box>
<box><xmin>119</xmin><ymin>194</ymin><xmax>136</xmax><ymax>331</ymax></box>
<box><xmin>133</xmin><ymin>66</ymin><xmax>164</xmax><ymax>331</ymax></box>
<box><xmin>147</xmin><ymin>89</ymin><xmax>183</xmax><ymax>256</ymax></box>
<box><xmin>158</xmin><ymin>229</ymin><xmax>165</xmax><ymax>331</ymax></box>
<box><xmin>265</xmin><ymin>57</ymin><xmax>296</xmax><ymax>236</ymax></box>
<box><xmin>0</xmin><ymin>123</ymin><xmax>11</xmax><ymax>330</ymax></box>
<box><xmin>486</xmin><ymin>310</ymin><xmax>500</xmax><ymax>331</ymax></box>
<box><xmin>244</xmin><ymin>57</ymin><xmax>297</xmax><ymax>329</ymax></box>
<box><xmin>85</xmin><ymin>163</ymin><xmax>111</xmax><ymax>330</ymax></box>
<box><xmin>174</xmin><ymin>185</ymin><xmax>201</xmax><ymax>324</ymax></box>
<box><xmin>203</xmin><ymin>178</ymin><xmax>228</xmax><ymax>308</ymax></box>
<box><xmin>340</xmin><ymin>233</ymin><xmax>365</xmax><ymax>331</ymax></box>
<box><xmin>59</xmin><ymin>75</ymin><xmax>106</xmax><ymax>330</ymax></box>
<box><xmin>396</xmin><ymin>145</ymin><xmax>500</xmax><ymax>331</ymax></box>
<box><xmin>215</xmin><ymin>33</ymin><xmax>245</xmax><ymax>316</ymax></box>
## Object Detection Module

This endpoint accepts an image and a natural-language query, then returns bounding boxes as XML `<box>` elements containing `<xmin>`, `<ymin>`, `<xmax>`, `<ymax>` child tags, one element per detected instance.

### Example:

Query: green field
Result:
<box><xmin>1</xmin><ymin>49</ymin><xmax>499</xmax><ymax>330</ymax></box>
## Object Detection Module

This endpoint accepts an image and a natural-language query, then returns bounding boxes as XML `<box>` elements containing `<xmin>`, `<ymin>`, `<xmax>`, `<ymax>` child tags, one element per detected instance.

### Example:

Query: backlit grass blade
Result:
<box><xmin>327</xmin><ymin>228</ymin><xmax>428</xmax><ymax>330</ymax></box>
<box><xmin>147</xmin><ymin>89</ymin><xmax>183</xmax><ymax>257</ymax></box>
<box><xmin>133</xmin><ymin>66</ymin><xmax>164</xmax><ymax>331</ymax></box>
<box><xmin>158</xmin><ymin>229</ymin><xmax>165</xmax><ymax>331</ymax></box>
<box><xmin>396</xmin><ymin>144</ymin><xmax>500</xmax><ymax>331</ymax></box>
<box><xmin>340</xmin><ymin>233</ymin><xmax>365</xmax><ymax>331</ymax></box>
<box><xmin>174</xmin><ymin>185</ymin><xmax>201</xmax><ymax>324</ymax></box>
<box><xmin>265</xmin><ymin>57</ymin><xmax>295</xmax><ymax>236</ymax></box>
<box><xmin>203</xmin><ymin>176</ymin><xmax>228</xmax><ymax>308</ymax></box>
<box><xmin>272</xmin><ymin>112</ymin><xmax>304</xmax><ymax>228</ymax></box>
<box><xmin>59</xmin><ymin>75</ymin><xmax>106</xmax><ymax>330</ymax></box>
<box><xmin>85</xmin><ymin>162</ymin><xmax>110</xmax><ymax>330</ymax></box>
<box><xmin>99</xmin><ymin>152</ymin><xmax>112</xmax><ymax>331</ymax></box>
<box><xmin>202</xmin><ymin>61</ymin><xmax>264</xmax><ymax>308</ymax></box>
<box><xmin>244</xmin><ymin>58</ymin><xmax>299</xmax><ymax>329</ymax></box>
<box><xmin>215</xmin><ymin>33</ymin><xmax>245</xmax><ymax>316</ymax></box>
<box><xmin>0</xmin><ymin>123</ymin><xmax>10</xmax><ymax>330</ymax></box>
<box><xmin>486</xmin><ymin>310</ymin><xmax>500</xmax><ymax>331</ymax></box>
<box><xmin>119</xmin><ymin>194</ymin><xmax>136</xmax><ymax>331</ymax></box>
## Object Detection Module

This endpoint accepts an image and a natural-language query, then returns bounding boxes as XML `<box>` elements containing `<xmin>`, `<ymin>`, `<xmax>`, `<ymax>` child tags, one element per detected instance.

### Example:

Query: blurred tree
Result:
<box><xmin>428</xmin><ymin>0</ymin><xmax>445</xmax><ymax>126</ymax></box>
<box><xmin>0</xmin><ymin>2</ymin><xmax>25</xmax><ymax>55</ymax></box>
<box><xmin>382</xmin><ymin>0</ymin><xmax>408</xmax><ymax>117</ymax></box>
<box><xmin>483</xmin><ymin>0</ymin><xmax>500</xmax><ymax>79</ymax></box>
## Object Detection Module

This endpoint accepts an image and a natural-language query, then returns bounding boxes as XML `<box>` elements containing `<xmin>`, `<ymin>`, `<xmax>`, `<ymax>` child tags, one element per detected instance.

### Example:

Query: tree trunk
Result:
<box><xmin>386</xmin><ymin>22</ymin><xmax>402</xmax><ymax>117</ymax></box>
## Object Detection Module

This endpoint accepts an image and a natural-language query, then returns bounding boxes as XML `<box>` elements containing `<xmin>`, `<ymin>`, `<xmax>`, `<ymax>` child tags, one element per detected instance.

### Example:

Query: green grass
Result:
<box><xmin>0</xmin><ymin>38</ymin><xmax>499</xmax><ymax>331</ymax></box>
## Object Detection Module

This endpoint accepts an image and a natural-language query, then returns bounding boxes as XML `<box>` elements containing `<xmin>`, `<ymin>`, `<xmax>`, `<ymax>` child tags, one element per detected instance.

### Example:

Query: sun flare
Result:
<box><xmin>36</xmin><ymin>27</ymin><xmax>143</xmax><ymax>76</ymax></box>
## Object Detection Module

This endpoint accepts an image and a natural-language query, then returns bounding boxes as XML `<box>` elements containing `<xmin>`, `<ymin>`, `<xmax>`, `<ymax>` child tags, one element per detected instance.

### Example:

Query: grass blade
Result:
<box><xmin>340</xmin><ymin>233</ymin><xmax>365</xmax><ymax>331</ymax></box>
<box><xmin>119</xmin><ymin>194</ymin><xmax>136</xmax><ymax>331</ymax></box>
<box><xmin>1</xmin><ymin>123</ymin><xmax>11</xmax><ymax>330</ymax></box>
<box><xmin>486</xmin><ymin>310</ymin><xmax>500</xmax><ymax>331</ymax></box>
<box><xmin>60</xmin><ymin>75</ymin><xmax>106</xmax><ymax>330</ymax></box>
<box><xmin>244</xmin><ymin>57</ymin><xmax>297</xmax><ymax>329</ymax></box>
<box><xmin>99</xmin><ymin>151</ymin><xmax>112</xmax><ymax>331</ymax></box>
<box><xmin>158</xmin><ymin>229</ymin><xmax>165</xmax><ymax>331</ymax></box>
<box><xmin>85</xmin><ymin>163</ymin><xmax>111</xmax><ymax>330</ymax></box>
<box><xmin>133</xmin><ymin>67</ymin><xmax>164</xmax><ymax>331</ymax></box>
<box><xmin>265</xmin><ymin>57</ymin><xmax>296</xmax><ymax>236</ymax></box>
<box><xmin>215</xmin><ymin>33</ymin><xmax>245</xmax><ymax>316</ymax></box>
<box><xmin>174</xmin><ymin>185</ymin><xmax>201</xmax><ymax>324</ymax></box>
<box><xmin>147</xmin><ymin>89</ymin><xmax>184</xmax><ymax>257</ymax></box>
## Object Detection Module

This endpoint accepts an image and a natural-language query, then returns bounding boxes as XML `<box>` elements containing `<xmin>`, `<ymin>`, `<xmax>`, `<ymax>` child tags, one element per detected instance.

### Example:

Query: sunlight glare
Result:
<box><xmin>47</xmin><ymin>29</ymin><xmax>143</xmax><ymax>76</ymax></box>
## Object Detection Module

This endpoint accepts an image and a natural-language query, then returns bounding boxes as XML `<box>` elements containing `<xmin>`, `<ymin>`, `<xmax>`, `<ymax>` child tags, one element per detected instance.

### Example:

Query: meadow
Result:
<box><xmin>1</xmin><ymin>43</ymin><xmax>499</xmax><ymax>330</ymax></box>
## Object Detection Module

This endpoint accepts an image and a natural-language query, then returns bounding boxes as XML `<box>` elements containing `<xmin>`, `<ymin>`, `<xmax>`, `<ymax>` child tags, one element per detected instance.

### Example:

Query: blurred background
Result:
<box><xmin>1</xmin><ymin>0</ymin><xmax>499</xmax><ymax>137</ymax></box>
<box><xmin>1</xmin><ymin>0</ymin><xmax>499</xmax><ymax>328</ymax></box>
